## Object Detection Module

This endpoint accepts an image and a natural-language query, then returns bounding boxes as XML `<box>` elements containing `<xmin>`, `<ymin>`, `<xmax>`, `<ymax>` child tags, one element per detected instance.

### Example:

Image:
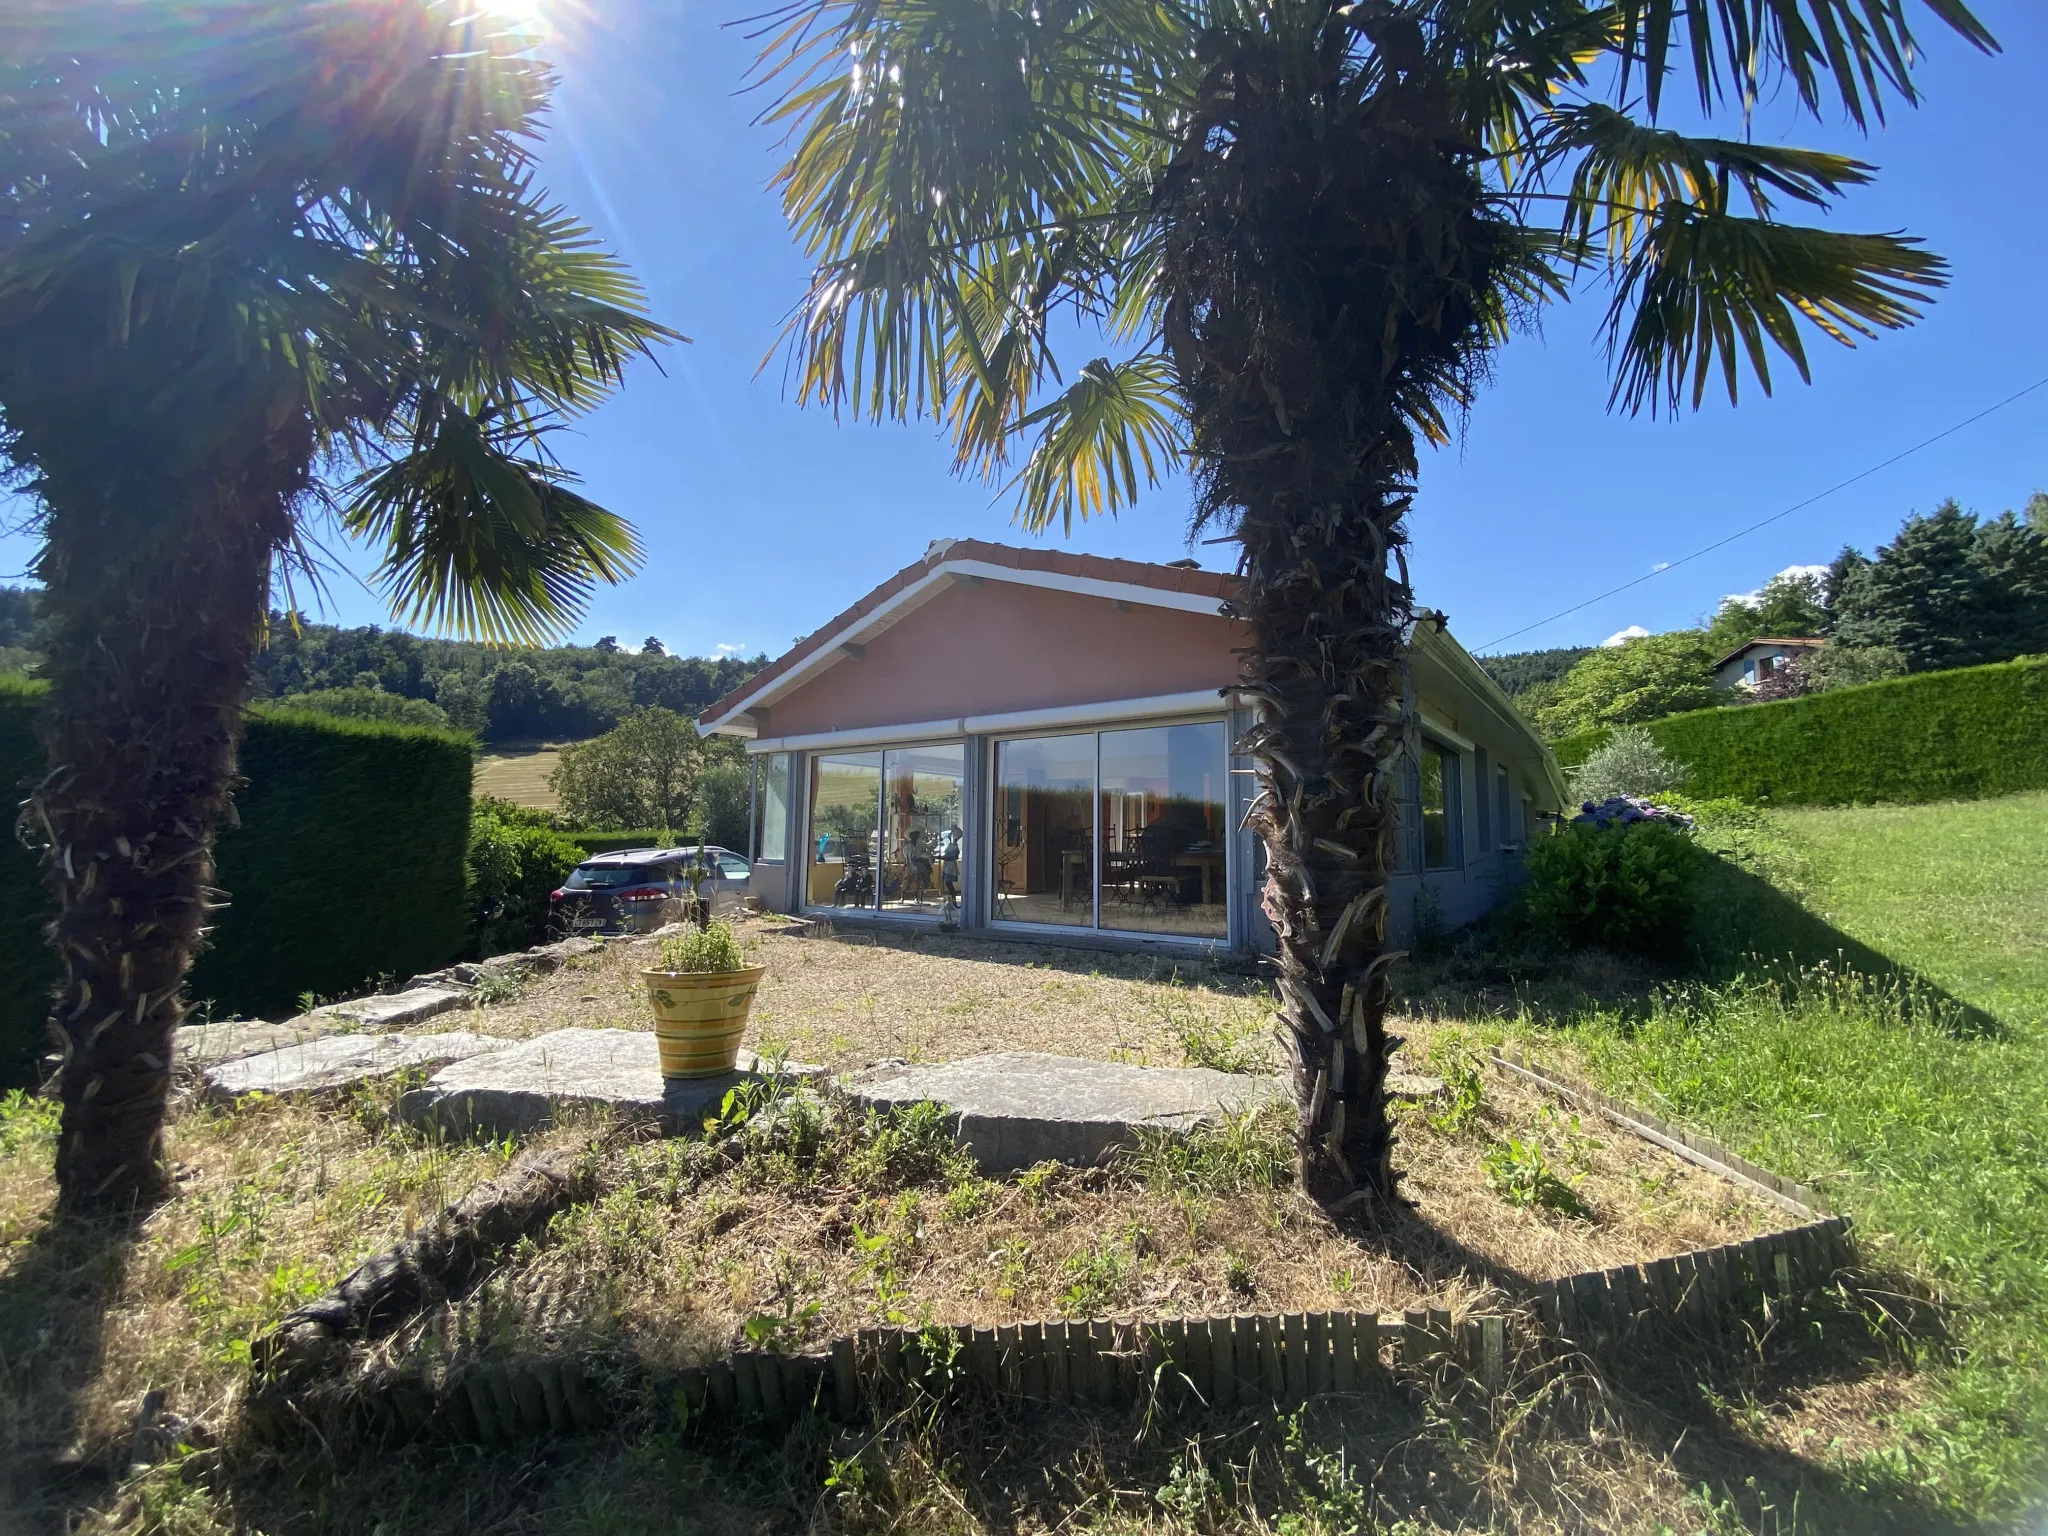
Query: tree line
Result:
<box><xmin>0</xmin><ymin>591</ymin><xmax>763</xmax><ymax>745</ymax></box>
<box><xmin>1495</xmin><ymin>496</ymin><xmax>2048</xmax><ymax>739</ymax></box>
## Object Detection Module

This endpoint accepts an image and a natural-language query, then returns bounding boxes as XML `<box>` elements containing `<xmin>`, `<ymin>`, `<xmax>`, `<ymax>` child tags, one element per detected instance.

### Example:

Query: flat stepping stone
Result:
<box><xmin>202</xmin><ymin>1031</ymin><xmax>504</xmax><ymax>1100</ymax></box>
<box><xmin>841</xmin><ymin>1051</ymin><xmax>1282</xmax><ymax>1173</ymax></box>
<box><xmin>397</xmin><ymin>1027</ymin><xmax>818</xmax><ymax>1139</ymax></box>
<box><xmin>177</xmin><ymin>1018</ymin><xmax>334</xmax><ymax>1067</ymax></box>
<box><xmin>312</xmin><ymin>985</ymin><xmax>469</xmax><ymax>1033</ymax></box>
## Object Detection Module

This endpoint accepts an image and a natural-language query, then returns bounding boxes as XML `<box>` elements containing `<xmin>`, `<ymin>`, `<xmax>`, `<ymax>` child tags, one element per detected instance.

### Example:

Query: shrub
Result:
<box><xmin>1535</xmin><ymin>630</ymin><xmax>1719</xmax><ymax>737</ymax></box>
<box><xmin>1548</xmin><ymin>657</ymin><xmax>2048</xmax><ymax>806</ymax></box>
<box><xmin>1568</xmin><ymin>724</ymin><xmax>1688</xmax><ymax>802</ymax></box>
<box><xmin>1519</xmin><ymin>817</ymin><xmax>1700</xmax><ymax>955</ymax></box>
<box><xmin>468</xmin><ymin>802</ymin><xmax>584</xmax><ymax>958</ymax></box>
<box><xmin>656</xmin><ymin>921</ymin><xmax>746</xmax><ymax>974</ymax></box>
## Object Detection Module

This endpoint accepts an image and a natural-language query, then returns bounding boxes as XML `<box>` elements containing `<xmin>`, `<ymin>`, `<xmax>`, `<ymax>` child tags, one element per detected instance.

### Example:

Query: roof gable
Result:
<box><xmin>700</xmin><ymin>540</ymin><xmax>1236</xmax><ymax>733</ymax></box>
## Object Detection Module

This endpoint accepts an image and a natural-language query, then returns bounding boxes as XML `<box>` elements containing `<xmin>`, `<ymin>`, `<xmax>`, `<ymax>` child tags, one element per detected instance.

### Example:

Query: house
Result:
<box><xmin>698</xmin><ymin>539</ymin><xmax>1566</xmax><ymax>958</ymax></box>
<box><xmin>1712</xmin><ymin>636</ymin><xmax>1826</xmax><ymax>691</ymax></box>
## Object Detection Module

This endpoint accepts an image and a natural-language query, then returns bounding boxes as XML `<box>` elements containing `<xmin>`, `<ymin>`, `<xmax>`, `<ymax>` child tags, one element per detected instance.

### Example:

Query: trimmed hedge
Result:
<box><xmin>1549</xmin><ymin>657</ymin><xmax>2048</xmax><ymax>806</ymax></box>
<box><xmin>565</xmin><ymin>829</ymin><xmax>680</xmax><ymax>857</ymax></box>
<box><xmin>2</xmin><ymin>681</ymin><xmax>474</xmax><ymax>1085</ymax></box>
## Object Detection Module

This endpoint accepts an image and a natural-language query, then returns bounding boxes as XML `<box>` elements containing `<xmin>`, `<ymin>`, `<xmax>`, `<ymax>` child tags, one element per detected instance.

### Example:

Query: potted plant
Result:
<box><xmin>642</xmin><ymin>921</ymin><xmax>766</xmax><ymax>1078</ymax></box>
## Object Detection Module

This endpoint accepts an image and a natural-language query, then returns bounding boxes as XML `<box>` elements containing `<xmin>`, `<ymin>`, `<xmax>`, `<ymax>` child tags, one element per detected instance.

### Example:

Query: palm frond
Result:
<box><xmin>1604</xmin><ymin>206</ymin><xmax>1945</xmax><ymax>415</ymax></box>
<box><xmin>1610</xmin><ymin>0</ymin><xmax>1995</xmax><ymax>127</ymax></box>
<box><xmin>1542</xmin><ymin>103</ymin><xmax>1880</xmax><ymax>256</ymax></box>
<box><xmin>1006</xmin><ymin>353</ymin><xmax>1185</xmax><ymax>533</ymax></box>
<box><xmin>341</xmin><ymin>398</ymin><xmax>642</xmax><ymax>645</ymax></box>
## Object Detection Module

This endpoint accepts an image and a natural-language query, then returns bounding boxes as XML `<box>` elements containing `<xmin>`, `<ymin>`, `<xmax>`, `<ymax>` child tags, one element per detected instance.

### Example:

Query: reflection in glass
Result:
<box><xmin>809</xmin><ymin>752</ymin><xmax>880</xmax><ymax>907</ymax></box>
<box><xmin>759</xmin><ymin>752</ymin><xmax>791</xmax><ymax>862</ymax></box>
<box><xmin>1420</xmin><ymin>744</ymin><xmax>1457</xmax><ymax>868</ymax></box>
<box><xmin>992</xmin><ymin>734</ymin><xmax>1095</xmax><ymax>928</ymax></box>
<box><xmin>1098</xmin><ymin>722</ymin><xmax>1227</xmax><ymax>937</ymax></box>
<box><xmin>880</xmin><ymin>744</ymin><xmax>965</xmax><ymax>917</ymax></box>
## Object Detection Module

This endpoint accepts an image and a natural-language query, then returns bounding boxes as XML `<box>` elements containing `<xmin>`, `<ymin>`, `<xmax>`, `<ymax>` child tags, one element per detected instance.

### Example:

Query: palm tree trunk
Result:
<box><xmin>1234</xmin><ymin>500</ymin><xmax>1414</xmax><ymax>1205</ymax></box>
<box><xmin>1164</xmin><ymin>25</ymin><xmax>1507</xmax><ymax>1206</ymax></box>
<box><xmin>30</xmin><ymin>441</ymin><xmax>301</xmax><ymax>1212</ymax></box>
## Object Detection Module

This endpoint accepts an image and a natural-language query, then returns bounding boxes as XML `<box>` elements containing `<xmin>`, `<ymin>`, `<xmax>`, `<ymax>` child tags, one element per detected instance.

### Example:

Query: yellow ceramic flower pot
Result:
<box><xmin>641</xmin><ymin>965</ymin><xmax>767</xmax><ymax>1078</ymax></box>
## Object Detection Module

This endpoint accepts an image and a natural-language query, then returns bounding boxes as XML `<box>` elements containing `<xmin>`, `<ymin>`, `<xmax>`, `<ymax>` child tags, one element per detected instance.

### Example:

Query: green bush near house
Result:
<box><xmin>469</xmin><ymin>798</ymin><xmax>584</xmax><ymax>957</ymax></box>
<box><xmin>1551</xmin><ymin>657</ymin><xmax>2048</xmax><ymax>805</ymax></box>
<box><xmin>1518</xmin><ymin>818</ymin><xmax>1701</xmax><ymax>956</ymax></box>
<box><xmin>1</xmin><ymin>679</ymin><xmax>473</xmax><ymax>1083</ymax></box>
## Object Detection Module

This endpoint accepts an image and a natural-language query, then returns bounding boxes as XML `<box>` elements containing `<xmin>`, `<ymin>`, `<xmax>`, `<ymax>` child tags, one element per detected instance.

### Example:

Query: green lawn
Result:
<box><xmin>1544</xmin><ymin>793</ymin><xmax>2048</xmax><ymax>1522</ymax></box>
<box><xmin>1782</xmin><ymin>792</ymin><xmax>2048</xmax><ymax>1029</ymax></box>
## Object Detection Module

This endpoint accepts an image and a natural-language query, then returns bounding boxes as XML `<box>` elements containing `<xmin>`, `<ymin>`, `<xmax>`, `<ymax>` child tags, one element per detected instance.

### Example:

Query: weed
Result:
<box><xmin>1058</xmin><ymin>1236</ymin><xmax>1134</xmax><ymax>1315</ymax></box>
<box><xmin>469</xmin><ymin>968</ymin><xmax>528</xmax><ymax>1005</ymax></box>
<box><xmin>988</xmin><ymin>1239</ymin><xmax>1031</xmax><ymax>1303</ymax></box>
<box><xmin>1481</xmin><ymin>1136</ymin><xmax>1587</xmax><ymax>1217</ymax></box>
<box><xmin>941</xmin><ymin>1174</ymin><xmax>996</xmax><ymax>1223</ymax></box>
<box><xmin>1127</xmin><ymin>1104</ymin><xmax>1290</xmax><ymax>1196</ymax></box>
<box><xmin>847</xmin><ymin>1101</ymin><xmax>972</xmax><ymax>1189</ymax></box>
<box><xmin>1224</xmin><ymin>1249</ymin><xmax>1257</xmax><ymax>1297</ymax></box>
<box><xmin>742</xmin><ymin>1296</ymin><xmax>822</xmax><ymax>1352</ymax></box>
<box><xmin>0</xmin><ymin>1089</ymin><xmax>58</xmax><ymax>1157</ymax></box>
<box><xmin>1163</xmin><ymin>989</ymin><xmax>1274</xmax><ymax>1075</ymax></box>
<box><xmin>1156</xmin><ymin>1449</ymin><xmax>1224</xmax><ymax>1525</ymax></box>
<box><xmin>1425</xmin><ymin>1052</ymin><xmax>1485</xmax><ymax>1138</ymax></box>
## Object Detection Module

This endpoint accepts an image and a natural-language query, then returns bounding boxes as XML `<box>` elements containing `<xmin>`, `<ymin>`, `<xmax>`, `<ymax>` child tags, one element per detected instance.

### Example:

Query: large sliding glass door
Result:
<box><xmin>806</xmin><ymin>743</ymin><xmax>966</xmax><ymax>919</ymax></box>
<box><xmin>993</xmin><ymin>720</ymin><xmax>1227</xmax><ymax>941</ymax></box>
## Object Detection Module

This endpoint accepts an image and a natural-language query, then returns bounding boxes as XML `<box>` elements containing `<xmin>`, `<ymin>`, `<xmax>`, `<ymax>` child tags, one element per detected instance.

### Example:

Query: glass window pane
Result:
<box><xmin>808</xmin><ymin>751</ymin><xmax>880</xmax><ymax>908</ymax></box>
<box><xmin>881</xmin><ymin>744</ymin><xmax>964</xmax><ymax>918</ymax></box>
<box><xmin>992</xmin><ymin>734</ymin><xmax>1095</xmax><ymax>928</ymax></box>
<box><xmin>759</xmin><ymin>752</ymin><xmax>790</xmax><ymax>862</ymax></box>
<box><xmin>1421</xmin><ymin>745</ymin><xmax>1456</xmax><ymax>869</ymax></box>
<box><xmin>1099</xmin><ymin>721</ymin><xmax>1227</xmax><ymax>938</ymax></box>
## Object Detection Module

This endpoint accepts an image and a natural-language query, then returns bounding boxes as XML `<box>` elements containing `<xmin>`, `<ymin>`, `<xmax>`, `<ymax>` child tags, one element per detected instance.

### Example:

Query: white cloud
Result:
<box><xmin>1601</xmin><ymin>625</ymin><xmax>1651</xmax><ymax>647</ymax></box>
<box><xmin>1651</xmin><ymin>561</ymin><xmax>1671</xmax><ymax>573</ymax></box>
<box><xmin>714</xmin><ymin>642</ymin><xmax>745</xmax><ymax>655</ymax></box>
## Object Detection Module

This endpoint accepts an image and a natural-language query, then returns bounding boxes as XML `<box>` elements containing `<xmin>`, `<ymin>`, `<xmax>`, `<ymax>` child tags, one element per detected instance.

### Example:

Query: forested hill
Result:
<box><xmin>1475</xmin><ymin>645</ymin><xmax>1592</xmax><ymax>697</ymax></box>
<box><xmin>0</xmin><ymin>588</ymin><xmax>763</xmax><ymax>744</ymax></box>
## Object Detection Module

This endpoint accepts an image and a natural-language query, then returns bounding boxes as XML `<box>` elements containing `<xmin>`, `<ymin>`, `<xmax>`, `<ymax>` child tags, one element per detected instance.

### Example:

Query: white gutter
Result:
<box><xmin>742</xmin><ymin>689</ymin><xmax>1236</xmax><ymax>754</ymax></box>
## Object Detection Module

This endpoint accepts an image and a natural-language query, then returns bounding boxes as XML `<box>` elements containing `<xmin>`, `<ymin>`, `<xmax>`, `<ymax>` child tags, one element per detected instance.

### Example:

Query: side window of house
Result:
<box><xmin>1420</xmin><ymin>743</ymin><xmax>1459</xmax><ymax>869</ymax></box>
<box><xmin>758</xmin><ymin>753</ymin><xmax>791</xmax><ymax>862</ymax></box>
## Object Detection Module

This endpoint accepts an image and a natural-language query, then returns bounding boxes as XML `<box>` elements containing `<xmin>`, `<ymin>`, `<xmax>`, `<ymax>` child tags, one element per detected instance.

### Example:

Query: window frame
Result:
<box><xmin>1418</xmin><ymin>739</ymin><xmax>1462</xmax><ymax>872</ymax></box>
<box><xmin>800</xmin><ymin>739</ymin><xmax>966</xmax><ymax>923</ymax></box>
<box><xmin>987</xmin><ymin>715</ymin><xmax>1230</xmax><ymax>945</ymax></box>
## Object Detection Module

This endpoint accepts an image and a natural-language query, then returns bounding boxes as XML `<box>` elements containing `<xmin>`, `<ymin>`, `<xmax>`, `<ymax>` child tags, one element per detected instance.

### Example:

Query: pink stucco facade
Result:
<box><xmin>759</xmin><ymin>578</ymin><xmax>1247</xmax><ymax>738</ymax></box>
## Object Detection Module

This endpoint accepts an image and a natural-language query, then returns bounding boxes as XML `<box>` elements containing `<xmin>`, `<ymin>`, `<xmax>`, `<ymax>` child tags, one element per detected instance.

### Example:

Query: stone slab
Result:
<box><xmin>397</xmin><ymin>1028</ymin><xmax>819</xmax><ymax>1139</ymax></box>
<box><xmin>177</xmin><ymin>1019</ymin><xmax>334</xmax><ymax>1068</ymax></box>
<box><xmin>202</xmin><ymin>1031</ymin><xmax>504</xmax><ymax>1100</ymax></box>
<box><xmin>316</xmin><ymin>986</ymin><xmax>469</xmax><ymax>1033</ymax></box>
<box><xmin>840</xmin><ymin>1051</ymin><xmax>1283</xmax><ymax>1173</ymax></box>
<box><xmin>1386</xmin><ymin>1072</ymin><xmax>1446</xmax><ymax>1100</ymax></box>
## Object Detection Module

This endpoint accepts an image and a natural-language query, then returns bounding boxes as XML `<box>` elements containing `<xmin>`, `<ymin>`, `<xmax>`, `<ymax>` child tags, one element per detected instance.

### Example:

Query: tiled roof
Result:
<box><xmin>1711</xmin><ymin>635</ymin><xmax>1827</xmax><ymax>671</ymax></box>
<box><xmin>699</xmin><ymin>540</ymin><xmax>1239</xmax><ymax>729</ymax></box>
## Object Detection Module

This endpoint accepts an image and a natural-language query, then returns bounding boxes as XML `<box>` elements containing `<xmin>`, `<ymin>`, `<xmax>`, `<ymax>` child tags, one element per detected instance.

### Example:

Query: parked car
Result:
<box><xmin>548</xmin><ymin>846</ymin><xmax>751</xmax><ymax>936</ymax></box>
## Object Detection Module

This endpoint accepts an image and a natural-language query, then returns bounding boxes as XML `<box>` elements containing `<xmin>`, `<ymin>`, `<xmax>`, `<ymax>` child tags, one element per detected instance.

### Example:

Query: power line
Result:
<box><xmin>1474</xmin><ymin>373</ymin><xmax>2048</xmax><ymax>653</ymax></box>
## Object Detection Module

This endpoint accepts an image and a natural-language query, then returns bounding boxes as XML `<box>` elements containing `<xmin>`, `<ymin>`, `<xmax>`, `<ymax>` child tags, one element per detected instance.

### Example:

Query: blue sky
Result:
<box><xmin>5</xmin><ymin>0</ymin><xmax>2042</xmax><ymax>660</ymax></box>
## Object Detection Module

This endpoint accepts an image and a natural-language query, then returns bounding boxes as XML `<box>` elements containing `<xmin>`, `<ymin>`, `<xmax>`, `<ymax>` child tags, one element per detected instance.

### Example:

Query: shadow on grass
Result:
<box><xmin>0</xmin><ymin>1206</ymin><xmax>145</xmax><ymax>1520</ymax></box>
<box><xmin>1400</xmin><ymin>848</ymin><xmax>2001</xmax><ymax>1041</ymax></box>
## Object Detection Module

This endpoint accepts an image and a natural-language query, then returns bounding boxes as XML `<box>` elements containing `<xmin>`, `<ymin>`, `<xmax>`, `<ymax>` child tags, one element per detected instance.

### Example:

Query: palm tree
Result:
<box><xmin>752</xmin><ymin>0</ymin><xmax>1992</xmax><ymax>1206</ymax></box>
<box><xmin>0</xmin><ymin>0</ymin><xmax>675</xmax><ymax>1212</ymax></box>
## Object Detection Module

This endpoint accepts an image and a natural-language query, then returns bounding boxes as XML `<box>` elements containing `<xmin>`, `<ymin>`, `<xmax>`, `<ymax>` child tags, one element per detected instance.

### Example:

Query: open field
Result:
<box><xmin>473</xmin><ymin>739</ymin><xmax>574</xmax><ymax>811</ymax></box>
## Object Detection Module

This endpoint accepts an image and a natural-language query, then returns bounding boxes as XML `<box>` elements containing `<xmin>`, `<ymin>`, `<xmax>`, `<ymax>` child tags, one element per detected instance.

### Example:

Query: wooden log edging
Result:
<box><xmin>1489</xmin><ymin>1048</ymin><xmax>1827</xmax><ymax>1219</ymax></box>
<box><xmin>294</xmin><ymin>1214</ymin><xmax>1855</xmax><ymax>1446</ymax></box>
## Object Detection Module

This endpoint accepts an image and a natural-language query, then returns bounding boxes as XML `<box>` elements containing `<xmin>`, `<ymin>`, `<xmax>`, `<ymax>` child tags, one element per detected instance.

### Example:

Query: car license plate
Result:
<box><xmin>572</xmin><ymin>916</ymin><xmax>607</xmax><ymax>931</ymax></box>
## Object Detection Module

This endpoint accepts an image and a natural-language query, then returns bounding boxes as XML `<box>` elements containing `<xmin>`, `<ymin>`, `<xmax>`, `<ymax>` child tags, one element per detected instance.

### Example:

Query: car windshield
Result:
<box><xmin>718</xmin><ymin>856</ymin><xmax>749</xmax><ymax>879</ymax></box>
<box><xmin>565</xmin><ymin>864</ymin><xmax>654</xmax><ymax>890</ymax></box>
